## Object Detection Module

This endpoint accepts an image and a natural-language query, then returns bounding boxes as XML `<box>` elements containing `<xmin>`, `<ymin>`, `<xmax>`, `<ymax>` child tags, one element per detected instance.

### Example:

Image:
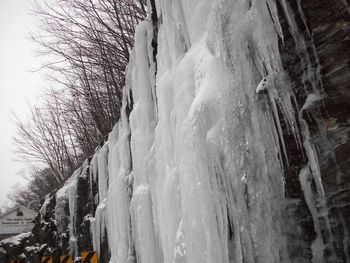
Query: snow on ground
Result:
<box><xmin>0</xmin><ymin>232</ymin><xmax>31</xmax><ymax>246</ymax></box>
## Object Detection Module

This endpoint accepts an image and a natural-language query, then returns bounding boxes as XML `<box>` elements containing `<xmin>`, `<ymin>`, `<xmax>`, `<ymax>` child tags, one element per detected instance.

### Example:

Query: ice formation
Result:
<box><xmin>55</xmin><ymin>161</ymin><xmax>89</xmax><ymax>255</ymax></box>
<box><xmin>56</xmin><ymin>171</ymin><xmax>79</xmax><ymax>255</ymax></box>
<box><xmin>255</xmin><ymin>77</ymin><xmax>268</xmax><ymax>93</ymax></box>
<box><xmin>52</xmin><ymin>0</ymin><xmax>337</xmax><ymax>262</ymax></box>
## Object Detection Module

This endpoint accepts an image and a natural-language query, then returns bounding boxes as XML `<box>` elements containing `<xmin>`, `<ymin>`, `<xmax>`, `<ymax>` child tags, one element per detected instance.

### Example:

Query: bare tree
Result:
<box><xmin>10</xmin><ymin>0</ymin><xmax>147</xmax><ymax>203</ymax></box>
<box><xmin>32</xmin><ymin>0</ymin><xmax>147</xmax><ymax>139</ymax></box>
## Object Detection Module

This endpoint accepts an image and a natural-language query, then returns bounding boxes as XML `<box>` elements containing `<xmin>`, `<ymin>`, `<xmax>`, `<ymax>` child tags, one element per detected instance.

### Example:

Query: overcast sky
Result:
<box><xmin>0</xmin><ymin>0</ymin><xmax>44</xmax><ymax>208</ymax></box>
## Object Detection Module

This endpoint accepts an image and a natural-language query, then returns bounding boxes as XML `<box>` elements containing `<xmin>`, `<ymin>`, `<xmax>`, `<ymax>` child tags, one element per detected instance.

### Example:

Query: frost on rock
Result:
<box><xmin>301</xmin><ymin>93</ymin><xmax>322</xmax><ymax>111</ymax></box>
<box><xmin>255</xmin><ymin>77</ymin><xmax>268</xmax><ymax>93</ymax></box>
<box><xmin>39</xmin><ymin>194</ymin><xmax>52</xmax><ymax>216</ymax></box>
<box><xmin>173</xmin><ymin>219</ymin><xmax>185</xmax><ymax>263</ymax></box>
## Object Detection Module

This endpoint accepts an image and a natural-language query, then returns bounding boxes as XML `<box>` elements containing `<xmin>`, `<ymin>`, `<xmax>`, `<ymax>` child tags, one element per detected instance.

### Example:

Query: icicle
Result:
<box><xmin>107</xmin><ymin>120</ymin><xmax>135</xmax><ymax>263</ymax></box>
<box><xmin>255</xmin><ymin>77</ymin><xmax>268</xmax><ymax>93</ymax></box>
<box><xmin>266</xmin><ymin>0</ymin><xmax>284</xmax><ymax>41</ymax></box>
<box><xmin>339</xmin><ymin>212</ymin><xmax>350</xmax><ymax>262</ymax></box>
<box><xmin>302</xmin><ymin>123</ymin><xmax>325</xmax><ymax>198</ymax></box>
<box><xmin>91</xmin><ymin>199</ymin><xmax>107</xmax><ymax>256</ymax></box>
<box><xmin>106</xmin><ymin>51</ymin><xmax>136</xmax><ymax>262</ymax></box>
<box><xmin>55</xmin><ymin>169</ymin><xmax>79</xmax><ymax>256</ymax></box>
<box><xmin>67</xmin><ymin>170</ymin><xmax>80</xmax><ymax>256</ymax></box>
<box><xmin>301</xmin><ymin>93</ymin><xmax>322</xmax><ymax>112</ymax></box>
<box><xmin>90</xmin><ymin>144</ymin><xmax>109</xmax><ymax>255</ymax></box>
<box><xmin>280</xmin><ymin>0</ymin><xmax>324</xmax><ymax>95</ymax></box>
<box><xmin>299</xmin><ymin>165</ymin><xmax>325</xmax><ymax>263</ymax></box>
<box><xmin>340</xmin><ymin>0</ymin><xmax>350</xmax><ymax>14</ymax></box>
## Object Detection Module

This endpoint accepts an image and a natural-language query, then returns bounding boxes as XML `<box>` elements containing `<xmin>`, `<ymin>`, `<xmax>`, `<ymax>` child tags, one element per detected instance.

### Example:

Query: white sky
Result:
<box><xmin>0</xmin><ymin>0</ymin><xmax>44</xmax><ymax>207</ymax></box>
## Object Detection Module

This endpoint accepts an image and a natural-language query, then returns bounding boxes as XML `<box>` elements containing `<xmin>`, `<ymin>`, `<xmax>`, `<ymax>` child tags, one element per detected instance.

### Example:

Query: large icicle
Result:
<box><xmin>55</xmin><ymin>169</ymin><xmax>80</xmax><ymax>255</ymax></box>
<box><xmin>128</xmin><ymin>18</ymin><xmax>163</xmax><ymax>263</ymax></box>
<box><xmin>106</xmin><ymin>48</ymin><xmax>137</xmax><ymax>263</ymax></box>
<box><xmin>299</xmin><ymin>165</ymin><xmax>325</xmax><ymax>263</ymax></box>
<box><xmin>91</xmin><ymin>143</ymin><xmax>109</xmax><ymax>255</ymax></box>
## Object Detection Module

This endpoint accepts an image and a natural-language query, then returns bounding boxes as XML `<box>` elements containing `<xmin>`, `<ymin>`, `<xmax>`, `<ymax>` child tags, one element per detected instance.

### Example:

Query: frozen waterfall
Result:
<box><xmin>52</xmin><ymin>0</ymin><xmax>347</xmax><ymax>262</ymax></box>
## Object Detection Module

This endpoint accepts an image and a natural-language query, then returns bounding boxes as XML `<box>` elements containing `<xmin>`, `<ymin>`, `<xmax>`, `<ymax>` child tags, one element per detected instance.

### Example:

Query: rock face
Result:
<box><xmin>277</xmin><ymin>1</ymin><xmax>350</xmax><ymax>262</ymax></box>
<box><xmin>0</xmin><ymin>1</ymin><xmax>349</xmax><ymax>263</ymax></box>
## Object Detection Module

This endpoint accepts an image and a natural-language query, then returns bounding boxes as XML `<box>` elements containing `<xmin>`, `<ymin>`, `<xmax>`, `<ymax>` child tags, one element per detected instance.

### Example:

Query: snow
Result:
<box><xmin>25</xmin><ymin>246</ymin><xmax>38</xmax><ymax>253</ymax></box>
<box><xmin>39</xmin><ymin>194</ymin><xmax>52</xmax><ymax>216</ymax></box>
<box><xmin>0</xmin><ymin>232</ymin><xmax>31</xmax><ymax>246</ymax></box>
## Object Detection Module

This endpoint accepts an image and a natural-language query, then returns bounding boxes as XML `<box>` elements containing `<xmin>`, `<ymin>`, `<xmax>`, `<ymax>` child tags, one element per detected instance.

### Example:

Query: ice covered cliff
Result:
<box><xmin>1</xmin><ymin>0</ymin><xmax>349</xmax><ymax>262</ymax></box>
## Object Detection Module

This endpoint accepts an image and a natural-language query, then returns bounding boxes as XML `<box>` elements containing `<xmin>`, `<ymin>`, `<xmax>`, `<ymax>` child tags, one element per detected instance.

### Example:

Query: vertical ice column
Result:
<box><xmin>128</xmin><ymin>19</ymin><xmax>162</xmax><ymax>263</ymax></box>
<box><xmin>107</xmin><ymin>122</ymin><xmax>135</xmax><ymax>263</ymax></box>
<box><xmin>143</xmin><ymin>0</ymin><xmax>296</xmax><ymax>262</ymax></box>
<box><xmin>66</xmin><ymin>172</ymin><xmax>78</xmax><ymax>255</ymax></box>
<box><xmin>152</xmin><ymin>1</ymin><xmax>231</xmax><ymax>262</ymax></box>
<box><xmin>91</xmin><ymin>143</ymin><xmax>109</xmax><ymax>255</ymax></box>
<box><xmin>299</xmin><ymin>165</ymin><xmax>325</xmax><ymax>263</ymax></box>
<box><xmin>55</xmin><ymin>169</ymin><xmax>79</xmax><ymax>256</ymax></box>
<box><xmin>106</xmin><ymin>64</ymin><xmax>137</xmax><ymax>262</ymax></box>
